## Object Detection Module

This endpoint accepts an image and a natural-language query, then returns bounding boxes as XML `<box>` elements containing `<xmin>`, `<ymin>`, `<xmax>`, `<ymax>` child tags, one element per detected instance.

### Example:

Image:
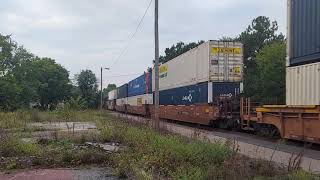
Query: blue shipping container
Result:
<box><xmin>117</xmin><ymin>84</ymin><xmax>128</xmax><ymax>98</ymax></box>
<box><xmin>159</xmin><ymin>82</ymin><xmax>208</xmax><ymax>105</ymax></box>
<box><xmin>212</xmin><ymin>82</ymin><xmax>241</xmax><ymax>99</ymax></box>
<box><xmin>290</xmin><ymin>0</ymin><xmax>320</xmax><ymax>65</ymax></box>
<box><xmin>128</xmin><ymin>74</ymin><xmax>146</xmax><ymax>97</ymax></box>
<box><xmin>159</xmin><ymin>82</ymin><xmax>241</xmax><ymax>105</ymax></box>
<box><xmin>128</xmin><ymin>71</ymin><xmax>152</xmax><ymax>97</ymax></box>
<box><xmin>146</xmin><ymin>71</ymin><xmax>152</xmax><ymax>94</ymax></box>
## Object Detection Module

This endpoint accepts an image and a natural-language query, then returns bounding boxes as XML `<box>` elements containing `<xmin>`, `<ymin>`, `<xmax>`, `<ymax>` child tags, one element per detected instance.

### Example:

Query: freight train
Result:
<box><xmin>107</xmin><ymin>40</ymin><xmax>243</xmax><ymax>127</ymax></box>
<box><xmin>107</xmin><ymin>0</ymin><xmax>320</xmax><ymax>144</ymax></box>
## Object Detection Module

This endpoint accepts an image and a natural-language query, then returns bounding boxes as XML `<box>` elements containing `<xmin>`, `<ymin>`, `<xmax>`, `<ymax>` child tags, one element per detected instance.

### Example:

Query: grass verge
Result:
<box><xmin>0</xmin><ymin>110</ymin><xmax>319</xmax><ymax>179</ymax></box>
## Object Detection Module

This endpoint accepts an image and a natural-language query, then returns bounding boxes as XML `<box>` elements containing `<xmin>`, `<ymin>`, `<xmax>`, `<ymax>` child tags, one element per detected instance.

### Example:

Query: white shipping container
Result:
<box><xmin>286</xmin><ymin>62</ymin><xmax>320</xmax><ymax>105</ymax></box>
<box><xmin>153</xmin><ymin>40</ymin><xmax>243</xmax><ymax>91</ymax></box>
<box><xmin>127</xmin><ymin>94</ymin><xmax>153</xmax><ymax>106</ymax></box>
<box><xmin>108</xmin><ymin>89</ymin><xmax>117</xmax><ymax>100</ymax></box>
<box><xmin>116</xmin><ymin>98</ymin><xmax>127</xmax><ymax>106</ymax></box>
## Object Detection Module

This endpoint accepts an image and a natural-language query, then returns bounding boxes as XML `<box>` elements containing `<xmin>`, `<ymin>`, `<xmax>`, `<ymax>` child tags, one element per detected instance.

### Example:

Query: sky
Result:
<box><xmin>0</xmin><ymin>0</ymin><xmax>286</xmax><ymax>87</ymax></box>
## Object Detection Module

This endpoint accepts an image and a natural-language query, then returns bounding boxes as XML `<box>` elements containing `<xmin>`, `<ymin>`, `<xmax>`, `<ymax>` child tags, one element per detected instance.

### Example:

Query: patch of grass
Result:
<box><xmin>286</xmin><ymin>170</ymin><xmax>317</xmax><ymax>180</ymax></box>
<box><xmin>105</xmin><ymin>120</ymin><xmax>231</xmax><ymax>179</ymax></box>
<box><xmin>5</xmin><ymin>161</ymin><xmax>17</xmax><ymax>170</ymax></box>
<box><xmin>1</xmin><ymin>110</ymin><xmax>319</xmax><ymax>180</ymax></box>
<box><xmin>0</xmin><ymin>136</ymin><xmax>40</xmax><ymax>157</ymax></box>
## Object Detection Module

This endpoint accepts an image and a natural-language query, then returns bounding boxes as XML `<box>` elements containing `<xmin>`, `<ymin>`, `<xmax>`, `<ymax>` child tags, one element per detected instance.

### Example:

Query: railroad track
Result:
<box><xmin>111</xmin><ymin>112</ymin><xmax>320</xmax><ymax>173</ymax></box>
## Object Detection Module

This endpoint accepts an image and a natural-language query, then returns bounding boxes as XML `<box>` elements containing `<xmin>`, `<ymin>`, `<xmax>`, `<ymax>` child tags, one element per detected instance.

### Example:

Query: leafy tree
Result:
<box><xmin>103</xmin><ymin>83</ymin><xmax>117</xmax><ymax>99</ymax></box>
<box><xmin>0</xmin><ymin>75</ymin><xmax>21</xmax><ymax>111</ymax></box>
<box><xmin>255</xmin><ymin>41</ymin><xmax>286</xmax><ymax>104</ymax></box>
<box><xmin>159</xmin><ymin>41</ymin><xmax>205</xmax><ymax>64</ymax></box>
<box><xmin>77</xmin><ymin>70</ymin><xmax>98</xmax><ymax>108</ymax></box>
<box><xmin>236</xmin><ymin>16</ymin><xmax>285</xmax><ymax>98</ymax></box>
<box><xmin>34</xmin><ymin>58</ymin><xmax>71</xmax><ymax>109</ymax></box>
<box><xmin>0</xmin><ymin>35</ymin><xmax>16</xmax><ymax>73</ymax></box>
<box><xmin>12</xmin><ymin>57</ymin><xmax>71</xmax><ymax>109</ymax></box>
<box><xmin>0</xmin><ymin>33</ymin><xmax>72</xmax><ymax>110</ymax></box>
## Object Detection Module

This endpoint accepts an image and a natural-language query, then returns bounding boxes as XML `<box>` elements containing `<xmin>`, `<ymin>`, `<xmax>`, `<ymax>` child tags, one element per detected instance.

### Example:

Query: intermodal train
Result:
<box><xmin>106</xmin><ymin>0</ymin><xmax>320</xmax><ymax>144</ymax></box>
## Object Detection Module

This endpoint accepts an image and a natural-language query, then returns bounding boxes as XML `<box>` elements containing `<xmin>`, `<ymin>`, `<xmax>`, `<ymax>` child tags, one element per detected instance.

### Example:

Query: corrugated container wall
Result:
<box><xmin>117</xmin><ymin>84</ymin><xmax>128</xmax><ymax>99</ymax></box>
<box><xmin>128</xmin><ymin>71</ymin><xmax>152</xmax><ymax>97</ymax></box>
<box><xmin>160</xmin><ymin>82</ymin><xmax>208</xmax><ymax>105</ymax></box>
<box><xmin>288</xmin><ymin>0</ymin><xmax>320</xmax><ymax>66</ymax></box>
<box><xmin>286</xmin><ymin>62</ymin><xmax>320</xmax><ymax>105</ymax></box>
<box><xmin>127</xmin><ymin>94</ymin><xmax>153</xmax><ymax>106</ymax></box>
<box><xmin>159</xmin><ymin>82</ymin><xmax>241</xmax><ymax>105</ymax></box>
<box><xmin>153</xmin><ymin>40</ymin><xmax>243</xmax><ymax>91</ymax></box>
<box><xmin>116</xmin><ymin>98</ymin><xmax>127</xmax><ymax>106</ymax></box>
<box><xmin>212</xmin><ymin>82</ymin><xmax>242</xmax><ymax>98</ymax></box>
<box><xmin>108</xmin><ymin>89</ymin><xmax>117</xmax><ymax>100</ymax></box>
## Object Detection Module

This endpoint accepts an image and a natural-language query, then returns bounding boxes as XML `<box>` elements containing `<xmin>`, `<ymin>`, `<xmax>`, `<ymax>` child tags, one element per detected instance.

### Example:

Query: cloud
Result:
<box><xmin>0</xmin><ymin>0</ymin><xmax>286</xmax><ymax>87</ymax></box>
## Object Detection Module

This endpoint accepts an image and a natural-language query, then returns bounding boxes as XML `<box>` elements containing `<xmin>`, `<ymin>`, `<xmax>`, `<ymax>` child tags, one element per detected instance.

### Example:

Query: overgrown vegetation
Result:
<box><xmin>0</xmin><ymin>110</ymin><xmax>318</xmax><ymax>179</ymax></box>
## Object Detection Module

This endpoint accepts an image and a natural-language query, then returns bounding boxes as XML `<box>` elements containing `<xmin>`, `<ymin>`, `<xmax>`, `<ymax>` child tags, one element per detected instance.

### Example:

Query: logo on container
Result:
<box><xmin>219</xmin><ymin>93</ymin><xmax>233</xmax><ymax>98</ymax></box>
<box><xmin>159</xmin><ymin>64</ymin><xmax>168</xmax><ymax>78</ymax></box>
<box><xmin>182</xmin><ymin>94</ymin><xmax>193</xmax><ymax>102</ymax></box>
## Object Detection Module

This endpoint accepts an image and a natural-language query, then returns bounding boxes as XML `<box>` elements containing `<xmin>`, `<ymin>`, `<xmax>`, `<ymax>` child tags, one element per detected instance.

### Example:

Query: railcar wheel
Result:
<box><xmin>255</xmin><ymin>124</ymin><xmax>280</xmax><ymax>138</ymax></box>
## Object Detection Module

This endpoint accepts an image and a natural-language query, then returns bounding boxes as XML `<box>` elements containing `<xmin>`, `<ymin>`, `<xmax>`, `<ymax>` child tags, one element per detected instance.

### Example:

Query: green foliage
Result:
<box><xmin>286</xmin><ymin>170</ymin><xmax>317</xmax><ymax>180</ymax></box>
<box><xmin>77</xmin><ymin>70</ymin><xmax>98</xmax><ymax>108</ymax></box>
<box><xmin>159</xmin><ymin>41</ymin><xmax>205</xmax><ymax>64</ymax></box>
<box><xmin>0</xmin><ymin>34</ymin><xmax>72</xmax><ymax>110</ymax></box>
<box><xmin>0</xmin><ymin>34</ymin><xmax>16</xmax><ymax>72</ymax></box>
<box><xmin>103</xmin><ymin>84</ymin><xmax>117</xmax><ymax>100</ymax></box>
<box><xmin>0</xmin><ymin>76</ymin><xmax>22</xmax><ymax>111</ymax></box>
<box><xmin>108</xmin><ymin>121</ymin><xmax>231</xmax><ymax>179</ymax></box>
<box><xmin>255</xmin><ymin>41</ymin><xmax>286</xmax><ymax>104</ymax></box>
<box><xmin>236</xmin><ymin>16</ymin><xmax>285</xmax><ymax>102</ymax></box>
<box><xmin>0</xmin><ymin>136</ymin><xmax>40</xmax><ymax>157</ymax></box>
<box><xmin>64</xmin><ymin>96</ymin><xmax>86</xmax><ymax>110</ymax></box>
<box><xmin>13</xmin><ymin>57</ymin><xmax>71</xmax><ymax>109</ymax></box>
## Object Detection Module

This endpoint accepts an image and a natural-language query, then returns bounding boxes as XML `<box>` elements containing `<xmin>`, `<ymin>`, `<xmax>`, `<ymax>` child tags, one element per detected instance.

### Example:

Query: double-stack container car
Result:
<box><xmin>115</xmin><ymin>84</ymin><xmax>128</xmax><ymax>112</ymax></box>
<box><xmin>152</xmin><ymin>40</ymin><xmax>243</xmax><ymax>125</ymax></box>
<box><xmin>126</xmin><ymin>70</ymin><xmax>153</xmax><ymax>115</ymax></box>
<box><xmin>241</xmin><ymin>0</ymin><xmax>320</xmax><ymax>144</ymax></box>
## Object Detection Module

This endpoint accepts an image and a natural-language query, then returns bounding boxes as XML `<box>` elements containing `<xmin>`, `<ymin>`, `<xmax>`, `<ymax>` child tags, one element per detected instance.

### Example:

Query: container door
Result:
<box><xmin>209</xmin><ymin>41</ymin><xmax>243</xmax><ymax>82</ymax></box>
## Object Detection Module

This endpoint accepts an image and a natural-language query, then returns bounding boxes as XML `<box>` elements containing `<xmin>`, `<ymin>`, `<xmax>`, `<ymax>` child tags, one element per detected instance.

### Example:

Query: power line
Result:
<box><xmin>110</xmin><ymin>0</ymin><xmax>153</xmax><ymax>68</ymax></box>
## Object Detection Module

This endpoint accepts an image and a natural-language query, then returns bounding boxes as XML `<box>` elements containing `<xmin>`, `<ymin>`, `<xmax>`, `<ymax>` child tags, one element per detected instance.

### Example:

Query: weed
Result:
<box><xmin>0</xmin><ymin>136</ymin><xmax>40</xmax><ymax>157</ymax></box>
<box><xmin>5</xmin><ymin>161</ymin><xmax>17</xmax><ymax>170</ymax></box>
<box><xmin>286</xmin><ymin>170</ymin><xmax>317</xmax><ymax>180</ymax></box>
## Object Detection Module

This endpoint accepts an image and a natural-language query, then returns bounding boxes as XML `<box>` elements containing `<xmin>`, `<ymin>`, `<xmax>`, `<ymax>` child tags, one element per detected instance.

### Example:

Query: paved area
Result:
<box><xmin>0</xmin><ymin>167</ymin><xmax>118</xmax><ymax>180</ymax></box>
<box><xmin>30</xmin><ymin>122</ymin><xmax>97</xmax><ymax>132</ymax></box>
<box><xmin>113</xmin><ymin>112</ymin><xmax>320</xmax><ymax>173</ymax></box>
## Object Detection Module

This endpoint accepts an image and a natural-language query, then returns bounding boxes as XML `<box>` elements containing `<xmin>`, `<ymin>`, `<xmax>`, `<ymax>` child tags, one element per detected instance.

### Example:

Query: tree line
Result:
<box><xmin>0</xmin><ymin>16</ymin><xmax>285</xmax><ymax>111</ymax></box>
<box><xmin>0</xmin><ymin>35</ymin><xmax>116</xmax><ymax>111</ymax></box>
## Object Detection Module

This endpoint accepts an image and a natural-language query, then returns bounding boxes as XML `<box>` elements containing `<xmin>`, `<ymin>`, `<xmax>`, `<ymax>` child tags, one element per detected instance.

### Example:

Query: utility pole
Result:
<box><xmin>154</xmin><ymin>0</ymin><xmax>160</xmax><ymax>129</ymax></box>
<box><xmin>100</xmin><ymin>67</ymin><xmax>110</xmax><ymax>112</ymax></box>
<box><xmin>100</xmin><ymin>67</ymin><xmax>103</xmax><ymax>112</ymax></box>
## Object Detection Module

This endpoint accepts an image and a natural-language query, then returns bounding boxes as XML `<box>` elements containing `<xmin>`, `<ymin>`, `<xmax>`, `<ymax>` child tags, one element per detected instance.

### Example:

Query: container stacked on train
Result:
<box><xmin>107</xmin><ymin>89</ymin><xmax>117</xmax><ymax>110</ymax></box>
<box><xmin>125</xmin><ymin>70</ymin><xmax>153</xmax><ymax>115</ymax></box>
<box><xmin>152</xmin><ymin>40</ymin><xmax>244</xmax><ymax>125</ymax></box>
<box><xmin>286</xmin><ymin>0</ymin><xmax>320</xmax><ymax>106</ymax></box>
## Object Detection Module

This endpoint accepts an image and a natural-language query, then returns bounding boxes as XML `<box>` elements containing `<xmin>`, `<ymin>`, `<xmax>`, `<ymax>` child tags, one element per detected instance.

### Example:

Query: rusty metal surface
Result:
<box><xmin>255</xmin><ymin>105</ymin><xmax>320</xmax><ymax>144</ymax></box>
<box><xmin>115</xmin><ymin>105</ymin><xmax>126</xmax><ymax>113</ymax></box>
<box><xmin>126</xmin><ymin>105</ymin><xmax>147</xmax><ymax>116</ymax></box>
<box><xmin>155</xmin><ymin>105</ymin><xmax>219</xmax><ymax>125</ymax></box>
